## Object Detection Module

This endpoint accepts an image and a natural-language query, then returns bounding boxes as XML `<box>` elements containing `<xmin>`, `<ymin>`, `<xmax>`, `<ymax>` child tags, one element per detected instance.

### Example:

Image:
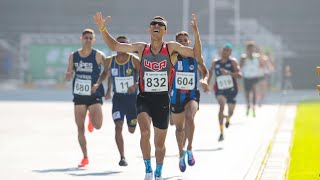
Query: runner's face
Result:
<box><xmin>149</xmin><ymin>21</ymin><xmax>167</xmax><ymax>39</ymax></box>
<box><xmin>81</xmin><ymin>33</ymin><xmax>95</xmax><ymax>47</ymax></box>
<box><xmin>247</xmin><ymin>45</ymin><xmax>254</xmax><ymax>54</ymax></box>
<box><xmin>222</xmin><ymin>47</ymin><xmax>232</xmax><ymax>59</ymax></box>
<box><xmin>176</xmin><ymin>35</ymin><xmax>190</xmax><ymax>46</ymax></box>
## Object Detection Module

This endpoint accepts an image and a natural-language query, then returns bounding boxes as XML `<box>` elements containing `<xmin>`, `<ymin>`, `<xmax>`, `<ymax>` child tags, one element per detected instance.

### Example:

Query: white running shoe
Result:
<box><xmin>144</xmin><ymin>172</ymin><xmax>153</xmax><ymax>180</ymax></box>
<box><xmin>155</xmin><ymin>176</ymin><xmax>163</xmax><ymax>180</ymax></box>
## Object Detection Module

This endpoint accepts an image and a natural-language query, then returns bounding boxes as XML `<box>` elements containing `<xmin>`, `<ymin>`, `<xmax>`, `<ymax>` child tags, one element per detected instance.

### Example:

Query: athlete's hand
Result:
<box><xmin>190</xmin><ymin>14</ymin><xmax>199</xmax><ymax>32</ymax></box>
<box><xmin>65</xmin><ymin>72</ymin><xmax>72</xmax><ymax>81</ymax></box>
<box><xmin>220</xmin><ymin>68</ymin><xmax>231</xmax><ymax>75</ymax></box>
<box><xmin>93</xmin><ymin>12</ymin><xmax>111</xmax><ymax>31</ymax></box>
<box><xmin>127</xmin><ymin>85</ymin><xmax>136</xmax><ymax>94</ymax></box>
<box><xmin>105</xmin><ymin>91</ymin><xmax>112</xmax><ymax>100</ymax></box>
<box><xmin>200</xmin><ymin>79</ymin><xmax>209</xmax><ymax>92</ymax></box>
<box><xmin>91</xmin><ymin>84</ymin><xmax>99</xmax><ymax>93</ymax></box>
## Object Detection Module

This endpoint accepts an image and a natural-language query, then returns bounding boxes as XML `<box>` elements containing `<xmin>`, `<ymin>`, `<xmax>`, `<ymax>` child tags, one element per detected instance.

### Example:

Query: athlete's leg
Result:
<box><xmin>172</xmin><ymin>112</ymin><xmax>185</xmax><ymax>158</ymax></box>
<box><xmin>74</xmin><ymin>104</ymin><xmax>89</xmax><ymax>167</ymax></box>
<box><xmin>216</xmin><ymin>95</ymin><xmax>227</xmax><ymax>141</ymax></box>
<box><xmin>184</xmin><ymin>100</ymin><xmax>198</xmax><ymax>166</ymax></box>
<box><xmin>154</xmin><ymin>126</ymin><xmax>168</xmax><ymax>177</ymax></box>
<box><xmin>88</xmin><ymin>103</ymin><xmax>103</xmax><ymax>129</ymax></box>
<box><xmin>252</xmin><ymin>81</ymin><xmax>259</xmax><ymax>117</ymax></box>
<box><xmin>184</xmin><ymin>100</ymin><xmax>198</xmax><ymax>151</ymax></box>
<box><xmin>137</xmin><ymin>112</ymin><xmax>152</xmax><ymax>160</ymax></box>
<box><xmin>243</xmin><ymin>79</ymin><xmax>251</xmax><ymax>115</ymax></box>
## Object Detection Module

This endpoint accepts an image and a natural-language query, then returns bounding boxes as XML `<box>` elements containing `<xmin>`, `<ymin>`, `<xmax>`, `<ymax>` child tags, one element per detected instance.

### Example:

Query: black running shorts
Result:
<box><xmin>136</xmin><ymin>92</ymin><xmax>170</xmax><ymax>129</ymax></box>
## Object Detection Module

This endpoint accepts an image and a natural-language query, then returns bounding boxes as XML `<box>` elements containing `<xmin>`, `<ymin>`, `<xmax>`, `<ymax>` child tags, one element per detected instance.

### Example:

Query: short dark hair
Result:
<box><xmin>246</xmin><ymin>41</ymin><xmax>256</xmax><ymax>48</ymax></box>
<box><xmin>175</xmin><ymin>31</ymin><xmax>189</xmax><ymax>41</ymax></box>
<box><xmin>116</xmin><ymin>36</ymin><xmax>128</xmax><ymax>42</ymax></box>
<box><xmin>150</xmin><ymin>16</ymin><xmax>167</xmax><ymax>30</ymax></box>
<box><xmin>82</xmin><ymin>28</ymin><xmax>95</xmax><ymax>36</ymax></box>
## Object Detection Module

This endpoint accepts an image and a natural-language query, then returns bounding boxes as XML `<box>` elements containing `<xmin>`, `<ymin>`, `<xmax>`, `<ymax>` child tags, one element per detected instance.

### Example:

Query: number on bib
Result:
<box><xmin>115</xmin><ymin>76</ymin><xmax>134</xmax><ymax>93</ymax></box>
<box><xmin>175</xmin><ymin>72</ymin><xmax>195</xmax><ymax>90</ymax></box>
<box><xmin>144</xmin><ymin>72</ymin><xmax>168</xmax><ymax>92</ymax></box>
<box><xmin>74</xmin><ymin>78</ymin><xmax>91</xmax><ymax>95</ymax></box>
<box><xmin>216</xmin><ymin>75</ymin><xmax>234</xmax><ymax>90</ymax></box>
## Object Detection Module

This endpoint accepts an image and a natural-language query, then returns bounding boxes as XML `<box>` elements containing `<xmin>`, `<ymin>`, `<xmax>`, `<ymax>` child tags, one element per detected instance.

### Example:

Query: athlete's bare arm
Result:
<box><xmin>65</xmin><ymin>53</ymin><xmax>74</xmax><ymax>81</ymax></box>
<box><xmin>105</xmin><ymin>71</ymin><xmax>112</xmax><ymax>100</ymax></box>
<box><xmin>168</xmin><ymin>14</ymin><xmax>203</xmax><ymax>65</ymax></box>
<box><xmin>128</xmin><ymin>55</ymin><xmax>141</xmax><ymax>94</ymax></box>
<box><xmin>93</xmin><ymin>12</ymin><xmax>146</xmax><ymax>56</ymax></box>
<box><xmin>197</xmin><ymin>56</ymin><xmax>209</xmax><ymax>92</ymax></box>
<box><xmin>231</xmin><ymin>59</ymin><xmax>242</xmax><ymax>79</ymax></box>
<box><xmin>208</xmin><ymin>60</ymin><xmax>216</xmax><ymax>85</ymax></box>
<box><xmin>92</xmin><ymin>56</ymin><xmax>111</xmax><ymax>93</ymax></box>
<box><xmin>240</xmin><ymin>54</ymin><xmax>246</xmax><ymax>67</ymax></box>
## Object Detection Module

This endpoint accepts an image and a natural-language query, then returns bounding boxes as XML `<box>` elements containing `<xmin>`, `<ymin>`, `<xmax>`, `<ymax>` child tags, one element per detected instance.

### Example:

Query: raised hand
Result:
<box><xmin>93</xmin><ymin>12</ymin><xmax>111</xmax><ymax>31</ymax></box>
<box><xmin>190</xmin><ymin>14</ymin><xmax>198</xmax><ymax>32</ymax></box>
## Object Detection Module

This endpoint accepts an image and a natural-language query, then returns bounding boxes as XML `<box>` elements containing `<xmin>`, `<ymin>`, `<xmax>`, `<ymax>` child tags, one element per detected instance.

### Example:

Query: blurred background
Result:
<box><xmin>0</xmin><ymin>0</ymin><xmax>319</xmax><ymax>91</ymax></box>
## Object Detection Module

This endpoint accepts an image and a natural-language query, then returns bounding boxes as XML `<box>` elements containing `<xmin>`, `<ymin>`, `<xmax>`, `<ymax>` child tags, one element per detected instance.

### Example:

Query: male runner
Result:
<box><xmin>208</xmin><ymin>43</ymin><xmax>241</xmax><ymax>141</ymax></box>
<box><xmin>93</xmin><ymin>12</ymin><xmax>203</xmax><ymax>180</ymax></box>
<box><xmin>170</xmin><ymin>31</ymin><xmax>209</xmax><ymax>172</ymax></box>
<box><xmin>65</xmin><ymin>28</ymin><xmax>106</xmax><ymax>167</ymax></box>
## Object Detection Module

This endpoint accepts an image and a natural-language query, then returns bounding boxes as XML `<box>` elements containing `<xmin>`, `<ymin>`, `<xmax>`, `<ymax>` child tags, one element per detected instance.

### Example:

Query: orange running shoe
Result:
<box><xmin>87</xmin><ymin>112</ymin><xmax>94</xmax><ymax>133</ymax></box>
<box><xmin>78</xmin><ymin>158</ymin><xmax>89</xmax><ymax>167</ymax></box>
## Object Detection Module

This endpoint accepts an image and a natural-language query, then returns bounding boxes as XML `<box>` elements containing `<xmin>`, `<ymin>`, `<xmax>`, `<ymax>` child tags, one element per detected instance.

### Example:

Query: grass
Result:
<box><xmin>287</xmin><ymin>101</ymin><xmax>320</xmax><ymax>180</ymax></box>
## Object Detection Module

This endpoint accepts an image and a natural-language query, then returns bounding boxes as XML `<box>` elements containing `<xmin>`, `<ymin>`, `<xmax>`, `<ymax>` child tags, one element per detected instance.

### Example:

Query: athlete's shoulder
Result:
<box><xmin>240</xmin><ymin>53</ymin><xmax>247</xmax><ymax>59</ymax></box>
<box><xmin>230</xmin><ymin>57</ymin><xmax>238</xmax><ymax>62</ymax></box>
<box><xmin>95</xmin><ymin>49</ymin><xmax>106</xmax><ymax>58</ymax></box>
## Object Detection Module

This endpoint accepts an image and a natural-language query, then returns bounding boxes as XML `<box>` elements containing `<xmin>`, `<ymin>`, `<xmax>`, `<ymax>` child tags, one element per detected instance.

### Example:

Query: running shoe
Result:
<box><xmin>179</xmin><ymin>150</ymin><xmax>187</xmax><ymax>172</ymax></box>
<box><xmin>225</xmin><ymin>116</ymin><xmax>230</xmax><ymax>128</ymax></box>
<box><xmin>187</xmin><ymin>150</ymin><xmax>195</xmax><ymax>166</ymax></box>
<box><xmin>78</xmin><ymin>158</ymin><xmax>89</xmax><ymax>167</ymax></box>
<box><xmin>144</xmin><ymin>172</ymin><xmax>153</xmax><ymax>180</ymax></box>
<box><xmin>155</xmin><ymin>177</ymin><xmax>163</xmax><ymax>180</ymax></box>
<box><xmin>119</xmin><ymin>157</ymin><xmax>128</xmax><ymax>166</ymax></box>
<box><xmin>218</xmin><ymin>134</ymin><xmax>224</xmax><ymax>142</ymax></box>
<box><xmin>252</xmin><ymin>110</ymin><xmax>256</xmax><ymax>118</ymax></box>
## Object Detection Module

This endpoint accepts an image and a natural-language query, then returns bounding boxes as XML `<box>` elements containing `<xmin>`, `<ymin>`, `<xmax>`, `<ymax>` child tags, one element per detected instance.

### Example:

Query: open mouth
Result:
<box><xmin>153</xmin><ymin>29</ymin><xmax>160</xmax><ymax>33</ymax></box>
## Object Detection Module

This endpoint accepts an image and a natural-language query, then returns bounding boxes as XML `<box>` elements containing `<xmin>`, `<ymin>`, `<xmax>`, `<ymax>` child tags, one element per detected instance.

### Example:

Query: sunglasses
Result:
<box><xmin>84</xmin><ymin>37</ymin><xmax>93</xmax><ymax>40</ymax></box>
<box><xmin>150</xmin><ymin>21</ymin><xmax>166</xmax><ymax>27</ymax></box>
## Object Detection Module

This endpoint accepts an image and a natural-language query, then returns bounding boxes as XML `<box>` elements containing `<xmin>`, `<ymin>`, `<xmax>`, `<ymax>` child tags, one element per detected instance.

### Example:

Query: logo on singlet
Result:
<box><xmin>74</xmin><ymin>60</ymin><xmax>93</xmax><ymax>73</ymax></box>
<box><xmin>144</xmin><ymin>59</ymin><xmax>167</xmax><ymax>71</ymax></box>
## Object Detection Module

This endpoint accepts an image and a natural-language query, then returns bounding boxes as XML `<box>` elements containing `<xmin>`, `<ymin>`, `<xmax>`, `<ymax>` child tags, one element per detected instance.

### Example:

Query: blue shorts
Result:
<box><xmin>112</xmin><ymin>93</ymin><xmax>137</xmax><ymax>127</ymax></box>
<box><xmin>171</xmin><ymin>90</ymin><xmax>200</xmax><ymax>113</ymax></box>
<box><xmin>215</xmin><ymin>88</ymin><xmax>238</xmax><ymax>104</ymax></box>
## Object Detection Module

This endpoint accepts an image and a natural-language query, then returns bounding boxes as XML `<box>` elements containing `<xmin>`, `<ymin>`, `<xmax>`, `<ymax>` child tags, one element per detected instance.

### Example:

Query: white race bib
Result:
<box><xmin>144</xmin><ymin>71</ymin><xmax>168</xmax><ymax>92</ymax></box>
<box><xmin>115</xmin><ymin>76</ymin><xmax>134</xmax><ymax>93</ymax></box>
<box><xmin>216</xmin><ymin>75</ymin><xmax>234</xmax><ymax>90</ymax></box>
<box><xmin>74</xmin><ymin>78</ymin><xmax>91</xmax><ymax>95</ymax></box>
<box><xmin>175</xmin><ymin>72</ymin><xmax>195</xmax><ymax>90</ymax></box>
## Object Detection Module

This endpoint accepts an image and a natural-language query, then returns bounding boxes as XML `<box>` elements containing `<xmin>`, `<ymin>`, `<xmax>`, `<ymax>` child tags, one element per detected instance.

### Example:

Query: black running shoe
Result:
<box><xmin>119</xmin><ymin>157</ymin><xmax>128</xmax><ymax>166</ymax></box>
<box><xmin>218</xmin><ymin>134</ymin><xmax>224</xmax><ymax>142</ymax></box>
<box><xmin>225</xmin><ymin>121</ymin><xmax>230</xmax><ymax>128</ymax></box>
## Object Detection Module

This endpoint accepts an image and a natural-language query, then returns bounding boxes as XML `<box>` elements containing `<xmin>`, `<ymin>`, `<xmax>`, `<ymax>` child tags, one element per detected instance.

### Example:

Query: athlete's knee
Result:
<box><xmin>128</xmin><ymin>127</ymin><xmax>136</xmax><ymax>134</ymax></box>
<box><xmin>176</xmin><ymin>125</ymin><xmax>185</xmax><ymax>133</ymax></box>
<box><xmin>115</xmin><ymin>123</ymin><xmax>123</xmax><ymax>133</ymax></box>
<box><xmin>155</xmin><ymin>139</ymin><xmax>166</xmax><ymax>151</ymax></box>
<box><xmin>219</xmin><ymin>106</ymin><xmax>225</xmax><ymax>112</ymax></box>
<box><xmin>185</xmin><ymin>111</ymin><xmax>195</xmax><ymax>123</ymax></box>
<box><xmin>141</xmin><ymin>128</ymin><xmax>151</xmax><ymax>139</ymax></box>
<box><xmin>94</xmin><ymin>121</ymin><xmax>102</xmax><ymax>130</ymax></box>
